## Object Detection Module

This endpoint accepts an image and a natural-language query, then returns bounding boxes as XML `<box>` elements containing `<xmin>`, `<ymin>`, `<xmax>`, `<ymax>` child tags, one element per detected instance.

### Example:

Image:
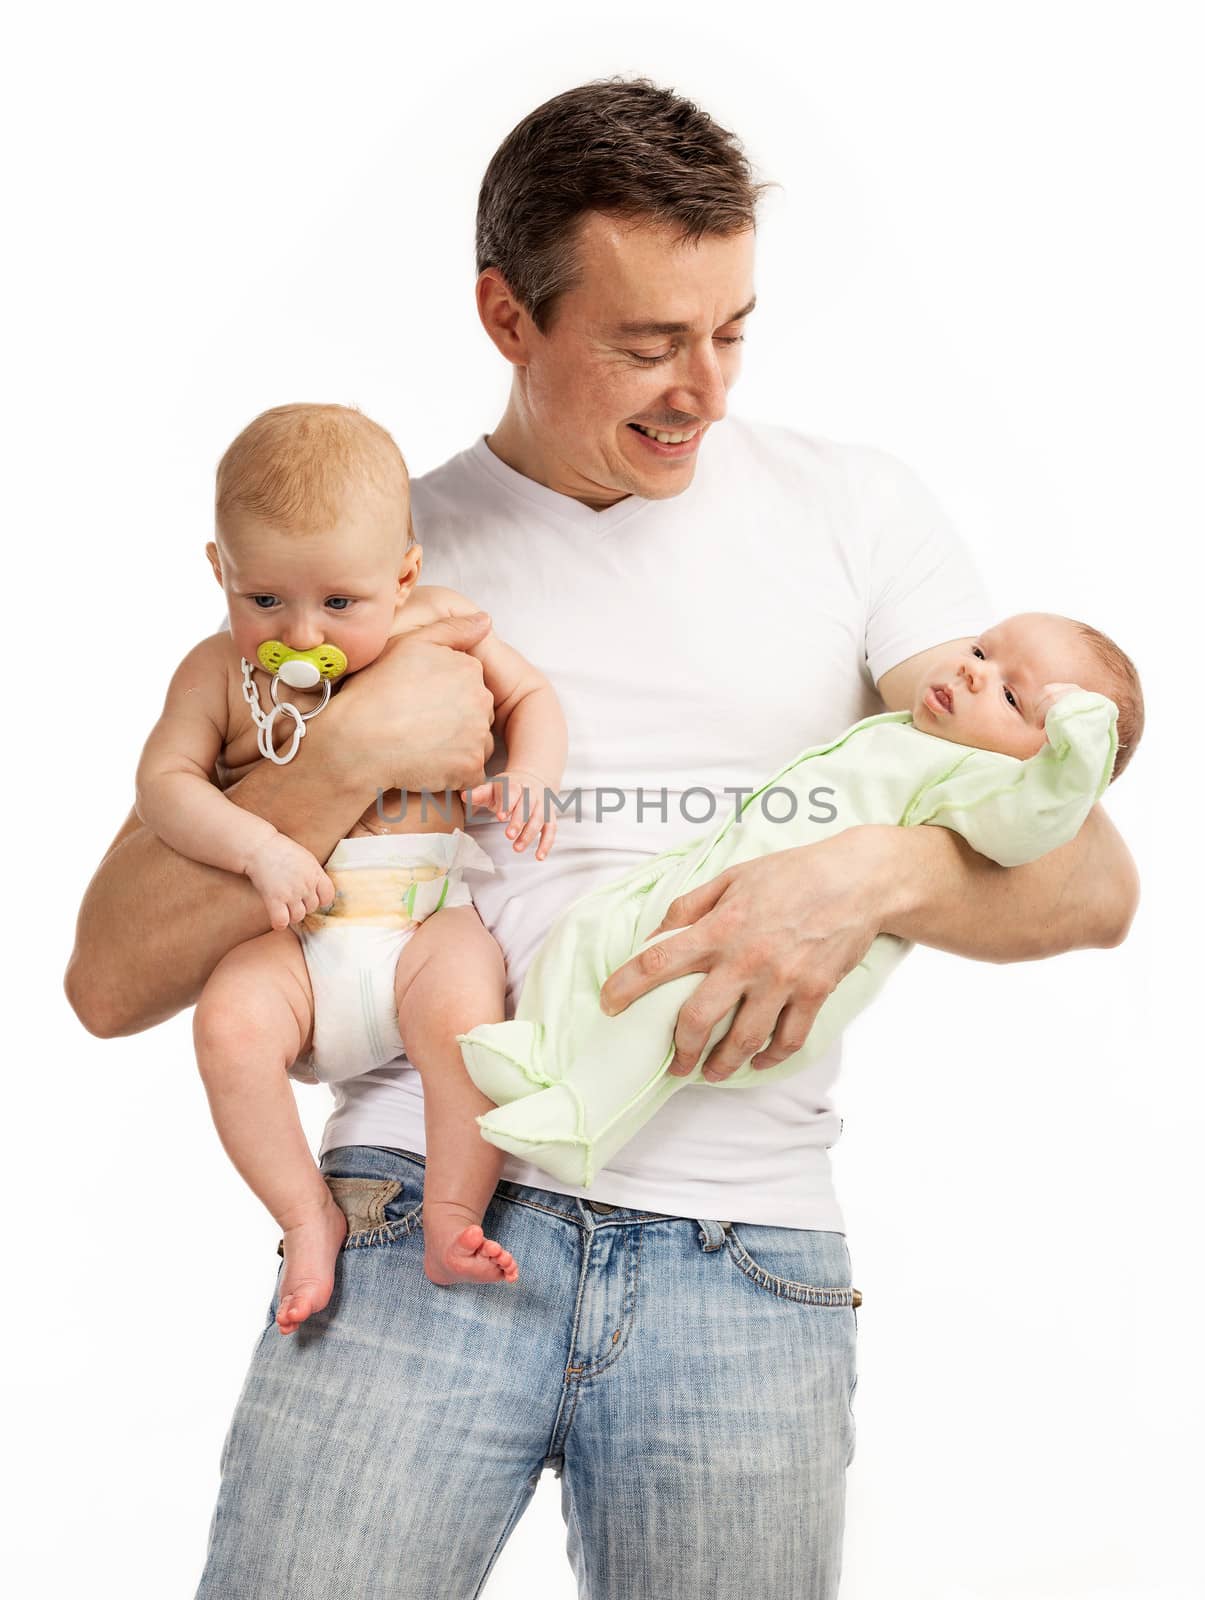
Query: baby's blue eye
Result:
<box><xmin>251</xmin><ymin>595</ymin><xmax>278</xmax><ymax>609</ymax></box>
<box><xmin>325</xmin><ymin>597</ymin><xmax>351</xmax><ymax>611</ymax></box>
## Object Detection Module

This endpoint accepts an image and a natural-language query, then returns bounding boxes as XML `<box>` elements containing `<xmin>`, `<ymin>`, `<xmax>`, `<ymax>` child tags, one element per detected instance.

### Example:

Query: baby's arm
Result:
<box><xmin>902</xmin><ymin>688</ymin><xmax>1119</xmax><ymax>868</ymax></box>
<box><xmin>135</xmin><ymin>636</ymin><xmax>334</xmax><ymax>928</ymax></box>
<box><xmin>471</xmin><ymin>634</ymin><xmax>568</xmax><ymax>856</ymax></box>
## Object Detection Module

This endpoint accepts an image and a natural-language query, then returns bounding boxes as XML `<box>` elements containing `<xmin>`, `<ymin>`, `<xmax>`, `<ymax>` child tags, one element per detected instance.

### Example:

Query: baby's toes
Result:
<box><xmin>276</xmin><ymin>1296</ymin><xmax>304</xmax><ymax>1335</ymax></box>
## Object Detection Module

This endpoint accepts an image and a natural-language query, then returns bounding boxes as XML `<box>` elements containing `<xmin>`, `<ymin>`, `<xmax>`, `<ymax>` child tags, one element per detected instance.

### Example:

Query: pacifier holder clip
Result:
<box><xmin>240</xmin><ymin>657</ymin><xmax>332</xmax><ymax>766</ymax></box>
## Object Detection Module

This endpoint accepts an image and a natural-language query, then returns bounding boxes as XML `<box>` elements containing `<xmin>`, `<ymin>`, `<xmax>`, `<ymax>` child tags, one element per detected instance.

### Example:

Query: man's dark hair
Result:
<box><xmin>476</xmin><ymin>78</ymin><xmax>769</xmax><ymax>332</ymax></box>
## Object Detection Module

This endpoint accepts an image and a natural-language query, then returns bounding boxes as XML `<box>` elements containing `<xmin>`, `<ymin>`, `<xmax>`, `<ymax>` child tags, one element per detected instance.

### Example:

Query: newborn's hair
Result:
<box><xmin>1071</xmin><ymin>621</ymin><xmax>1143</xmax><ymax>781</ymax></box>
<box><xmin>216</xmin><ymin>403</ymin><xmax>413</xmax><ymax>543</ymax></box>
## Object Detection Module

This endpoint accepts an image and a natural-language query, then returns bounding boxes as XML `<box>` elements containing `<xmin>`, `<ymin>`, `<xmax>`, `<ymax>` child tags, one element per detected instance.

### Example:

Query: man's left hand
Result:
<box><xmin>598</xmin><ymin>826</ymin><xmax>902</xmax><ymax>1081</ymax></box>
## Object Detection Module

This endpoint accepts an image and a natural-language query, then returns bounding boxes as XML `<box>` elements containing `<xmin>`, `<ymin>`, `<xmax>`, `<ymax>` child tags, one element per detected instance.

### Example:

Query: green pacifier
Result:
<box><xmin>256</xmin><ymin>640</ymin><xmax>348</xmax><ymax>688</ymax></box>
<box><xmin>240</xmin><ymin>641</ymin><xmax>349</xmax><ymax>765</ymax></box>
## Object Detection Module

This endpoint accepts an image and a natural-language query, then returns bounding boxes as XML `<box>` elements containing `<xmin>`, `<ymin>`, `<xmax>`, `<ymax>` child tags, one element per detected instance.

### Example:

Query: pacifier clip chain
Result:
<box><xmin>240</xmin><ymin>657</ymin><xmax>332</xmax><ymax>766</ymax></box>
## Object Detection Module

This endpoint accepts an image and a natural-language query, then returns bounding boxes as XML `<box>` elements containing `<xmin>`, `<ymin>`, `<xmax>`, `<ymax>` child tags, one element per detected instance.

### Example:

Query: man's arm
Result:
<box><xmin>65</xmin><ymin>763</ymin><xmax>369</xmax><ymax>1038</ymax></box>
<box><xmin>598</xmin><ymin>642</ymin><xmax>1139</xmax><ymax>1083</ymax></box>
<box><xmin>880</xmin><ymin>802</ymin><xmax>1137</xmax><ymax>955</ymax></box>
<box><xmin>65</xmin><ymin>614</ymin><xmax>496</xmax><ymax>1038</ymax></box>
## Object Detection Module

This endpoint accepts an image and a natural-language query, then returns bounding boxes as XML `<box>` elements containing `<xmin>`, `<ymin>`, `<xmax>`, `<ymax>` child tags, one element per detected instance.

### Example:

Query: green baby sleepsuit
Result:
<box><xmin>458</xmin><ymin>690</ymin><xmax>1118</xmax><ymax>1187</ymax></box>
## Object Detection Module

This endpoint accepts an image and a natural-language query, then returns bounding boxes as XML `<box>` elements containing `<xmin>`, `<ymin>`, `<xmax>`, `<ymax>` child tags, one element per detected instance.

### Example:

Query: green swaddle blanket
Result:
<box><xmin>459</xmin><ymin>690</ymin><xmax>1118</xmax><ymax>1187</ymax></box>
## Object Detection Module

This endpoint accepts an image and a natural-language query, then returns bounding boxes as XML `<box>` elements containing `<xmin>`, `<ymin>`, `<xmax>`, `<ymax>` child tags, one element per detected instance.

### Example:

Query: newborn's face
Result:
<box><xmin>911</xmin><ymin>613</ymin><xmax>1094</xmax><ymax>759</ymax></box>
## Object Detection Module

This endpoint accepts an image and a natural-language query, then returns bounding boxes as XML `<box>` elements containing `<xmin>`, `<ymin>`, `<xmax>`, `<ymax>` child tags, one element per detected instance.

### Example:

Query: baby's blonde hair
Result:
<box><xmin>216</xmin><ymin>403</ymin><xmax>413</xmax><ymax>543</ymax></box>
<box><xmin>1070</xmin><ymin>620</ymin><xmax>1144</xmax><ymax>781</ymax></box>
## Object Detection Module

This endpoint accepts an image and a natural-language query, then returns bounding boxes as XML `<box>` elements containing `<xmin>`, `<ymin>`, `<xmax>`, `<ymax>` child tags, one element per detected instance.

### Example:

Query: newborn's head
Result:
<box><xmin>208</xmin><ymin>403</ymin><xmax>419</xmax><ymax>675</ymax></box>
<box><xmin>912</xmin><ymin>613</ymin><xmax>1143</xmax><ymax>779</ymax></box>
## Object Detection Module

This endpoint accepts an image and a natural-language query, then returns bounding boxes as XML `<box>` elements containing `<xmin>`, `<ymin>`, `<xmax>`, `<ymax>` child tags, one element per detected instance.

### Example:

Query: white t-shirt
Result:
<box><xmin>319</xmin><ymin>417</ymin><xmax>994</xmax><ymax>1228</ymax></box>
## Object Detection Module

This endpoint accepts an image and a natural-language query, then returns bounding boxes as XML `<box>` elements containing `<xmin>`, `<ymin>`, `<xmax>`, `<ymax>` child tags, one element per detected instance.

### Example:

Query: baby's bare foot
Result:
<box><xmin>422</xmin><ymin>1203</ymin><xmax>518</xmax><ymax>1287</ymax></box>
<box><xmin>276</xmin><ymin>1195</ymin><xmax>348</xmax><ymax>1335</ymax></box>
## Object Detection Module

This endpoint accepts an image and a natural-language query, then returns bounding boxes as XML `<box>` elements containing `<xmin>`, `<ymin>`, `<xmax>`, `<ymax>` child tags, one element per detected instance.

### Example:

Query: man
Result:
<box><xmin>66</xmin><ymin>79</ymin><xmax>1138</xmax><ymax>1598</ymax></box>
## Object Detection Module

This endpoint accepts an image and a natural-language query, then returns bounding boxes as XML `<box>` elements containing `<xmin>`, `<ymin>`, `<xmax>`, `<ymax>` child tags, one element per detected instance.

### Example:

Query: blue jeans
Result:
<box><xmin>196</xmin><ymin>1145</ymin><xmax>858</xmax><ymax>1599</ymax></box>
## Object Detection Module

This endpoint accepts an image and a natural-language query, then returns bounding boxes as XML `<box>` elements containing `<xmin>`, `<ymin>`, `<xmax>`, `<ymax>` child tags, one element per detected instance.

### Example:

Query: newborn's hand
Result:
<box><xmin>244</xmin><ymin>834</ymin><xmax>337</xmax><ymax>929</ymax></box>
<box><xmin>463</xmin><ymin>769</ymin><xmax>558</xmax><ymax>860</ymax></box>
<box><xmin>1034</xmin><ymin>682</ymin><xmax>1084</xmax><ymax>725</ymax></box>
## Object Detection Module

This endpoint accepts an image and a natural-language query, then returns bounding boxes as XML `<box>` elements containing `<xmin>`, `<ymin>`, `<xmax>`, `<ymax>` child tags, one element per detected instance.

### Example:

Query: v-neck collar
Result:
<box><xmin>467</xmin><ymin>435</ymin><xmax>657</xmax><ymax>535</ymax></box>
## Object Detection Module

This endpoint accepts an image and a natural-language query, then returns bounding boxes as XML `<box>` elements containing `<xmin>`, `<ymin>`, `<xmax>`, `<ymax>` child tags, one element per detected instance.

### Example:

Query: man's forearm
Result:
<box><xmin>65</xmin><ymin>758</ymin><xmax>371</xmax><ymax>1037</ymax></box>
<box><xmin>878</xmin><ymin>804</ymin><xmax>1139</xmax><ymax>961</ymax></box>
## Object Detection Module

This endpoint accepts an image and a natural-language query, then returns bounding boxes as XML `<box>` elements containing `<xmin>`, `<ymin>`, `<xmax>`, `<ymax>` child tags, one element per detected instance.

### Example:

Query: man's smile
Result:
<box><xmin>626</xmin><ymin>420</ymin><xmax>707</xmax><ymax>459</ymax></box>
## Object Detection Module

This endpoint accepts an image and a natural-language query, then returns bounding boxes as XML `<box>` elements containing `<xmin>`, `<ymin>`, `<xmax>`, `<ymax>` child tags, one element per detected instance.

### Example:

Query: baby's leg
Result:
<box><xmin>193</xmin><ymin>930</ymin><xmax>347</xmax><ymax>1334</ymax></box>
<box><xmin>393</xmin><ymin>905</ymin><xmax>518</xmax><ymax>1287</ymax></box>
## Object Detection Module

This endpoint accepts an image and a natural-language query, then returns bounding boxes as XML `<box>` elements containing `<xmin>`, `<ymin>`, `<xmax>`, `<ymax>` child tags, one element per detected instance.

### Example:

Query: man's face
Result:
<box><xmin>516</xmin><ymin>214</ymin><xmax>756</xmax><ymax>505</ymax></box>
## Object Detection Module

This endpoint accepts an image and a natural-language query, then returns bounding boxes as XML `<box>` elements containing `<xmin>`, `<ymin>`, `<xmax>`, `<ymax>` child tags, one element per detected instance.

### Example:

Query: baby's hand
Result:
<box><xmin>463</xmin><ymin>769</ymin><xmax>559</xmax><ymax>860</ymax></box>
<box><xmin>244</xmin><ymin>834</ymin><xmax>337</xmax><ymax>929</ymax></box>
<box><xmin>1034</xmin><ymin>682</ymin><xmax>1084</xmax><ymax>725</ymax></box>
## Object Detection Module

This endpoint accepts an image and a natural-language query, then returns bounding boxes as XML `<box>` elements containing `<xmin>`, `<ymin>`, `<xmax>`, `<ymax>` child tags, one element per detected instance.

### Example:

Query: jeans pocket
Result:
<box><xmin>320</xmin><ymin>1147</ymin><xmax>424</xmax><ymax>1247</ymax></box>
<box><xmin>722</xmin><ymin>1223</ymin><xmax>860</xmax><ymax>1307</ymax></box>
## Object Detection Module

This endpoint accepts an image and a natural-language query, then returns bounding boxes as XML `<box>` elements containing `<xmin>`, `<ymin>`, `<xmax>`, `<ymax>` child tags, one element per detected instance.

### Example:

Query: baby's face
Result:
<box><xmin>210</xmin><ymin>488</ymin><xmax>417</xmax><ymax>674</ymax></box>
<box><xmin>911</xmin><ymin>613</ymin><xmax>1095</xmax><ymax>759</ymax></box>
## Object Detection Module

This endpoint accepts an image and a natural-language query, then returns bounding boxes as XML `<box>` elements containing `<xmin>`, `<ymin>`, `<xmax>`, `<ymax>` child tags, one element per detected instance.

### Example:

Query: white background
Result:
<box><xmin>6</xmin><ymin>2</ymin><xmax>1201</xmax><ymax>1596</ymax></box>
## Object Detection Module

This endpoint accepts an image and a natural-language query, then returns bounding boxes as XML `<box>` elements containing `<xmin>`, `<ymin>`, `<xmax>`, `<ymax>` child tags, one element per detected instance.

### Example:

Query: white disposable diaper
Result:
<box><xmin>292</xmin><ymin>829</ymin><xmax>494</xmax><ymax>1085</ymax></box>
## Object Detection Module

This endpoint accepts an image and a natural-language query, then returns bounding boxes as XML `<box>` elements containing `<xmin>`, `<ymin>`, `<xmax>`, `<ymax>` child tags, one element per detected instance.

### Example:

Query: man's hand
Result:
<box><xmin>311</xmin><ymin>613</ymin><xmax>497</xmax><ymax>796</ymax></box>
<box><xmin>599</xmin><ymin>828</ymin><xmax>899</xmax><ymax>1082</ymax></box>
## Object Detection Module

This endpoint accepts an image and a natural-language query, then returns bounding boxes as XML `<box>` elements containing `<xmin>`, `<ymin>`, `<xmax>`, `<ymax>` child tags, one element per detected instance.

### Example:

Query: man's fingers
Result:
<box><xmin>650</xmin><ymin>873</ymin><xmax>729</xmax><ymax>937</ymax></box>
<box><xmin>699</xmin><ymin>995</ymin><xmax>780</xmax><ymax>1082</ymax></box>
<box><xmin>404</xmin><ymin>611</ymin><xmax>492</xmax><ymax>651</ymax></box>
<box><xmin>600</xmin><ymin>928</ymin><xmax>696</xmax><ymax>1017</ymax></box>
<box><xmin>665</xmin><ymin>976</ymin><xmax>741</xmax><ymax>1076</ymax></box>
<box><xmin>749</xmin><ymin>1002</ymin><xmax>816</xmax><ymax>1071</ymax></box>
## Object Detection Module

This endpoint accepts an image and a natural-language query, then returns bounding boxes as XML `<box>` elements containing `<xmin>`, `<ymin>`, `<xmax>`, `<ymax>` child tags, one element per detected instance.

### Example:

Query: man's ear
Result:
<box><xmin>476</xmin><ymin>268</ymin><xmax>535</xmax><ymax>368</ymax></box>
<box><xmin>397</xmin><ymin>541</ymin><xmax>423</xmax><ymax>595</ymax></box>
<box><xmin>206</xmin><ymin>542</ymin><xmax>223</xmax><ymax>585</ymax></box>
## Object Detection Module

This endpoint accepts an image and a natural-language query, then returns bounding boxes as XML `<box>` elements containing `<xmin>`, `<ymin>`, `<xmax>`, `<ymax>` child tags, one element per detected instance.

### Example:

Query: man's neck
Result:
<box><xmin>486</xmin><ymin>408</ymin><xmax>631</xmax><ymax>514</ymax></box>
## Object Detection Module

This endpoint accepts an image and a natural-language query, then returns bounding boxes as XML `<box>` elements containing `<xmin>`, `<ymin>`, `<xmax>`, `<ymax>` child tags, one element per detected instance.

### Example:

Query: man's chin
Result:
<box><xmin>632</xmin><ymin>466</ymin><xmax>698</xmax><ymax>501</ymax></box>
<box><xmin>620</xmin><ymin>450</ymin><xmax>703</xmax><ymax>501</ymax></box>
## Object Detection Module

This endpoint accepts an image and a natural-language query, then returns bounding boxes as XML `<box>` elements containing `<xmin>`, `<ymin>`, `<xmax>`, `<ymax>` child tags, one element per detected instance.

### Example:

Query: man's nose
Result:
<box><xmin>665</xmin><ymin>344</ymin><xmax>729</xmax><ymax>423</ymax></box>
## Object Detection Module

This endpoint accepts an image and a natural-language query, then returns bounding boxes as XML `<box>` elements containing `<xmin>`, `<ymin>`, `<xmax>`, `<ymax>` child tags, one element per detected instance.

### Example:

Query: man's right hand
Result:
<box><xmin>310</xmin><ymin>612</ymin><xmax>496</xmax><ymax>798</ymax></box>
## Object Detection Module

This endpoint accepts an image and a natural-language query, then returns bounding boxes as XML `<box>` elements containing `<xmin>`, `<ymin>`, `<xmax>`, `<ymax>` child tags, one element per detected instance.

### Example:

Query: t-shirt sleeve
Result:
<box><xmin>900</xmin><ymin>690</ymin><xmax>1119</xmax><ymax>867</ymax></box>
<box><xmin>851</xmin><ymin>447</ymin><xmax>996</xmax><ymax>689</ymax></box>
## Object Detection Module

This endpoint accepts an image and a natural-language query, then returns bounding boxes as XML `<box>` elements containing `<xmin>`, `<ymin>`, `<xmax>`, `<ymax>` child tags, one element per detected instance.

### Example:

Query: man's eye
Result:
<box><xmin>629</xmin><ymin>348</ymin><xmax>674</xmax><ymax>366</ymax></box>
<box><xmin>715</xmin><ymin>334</ymin><xmax>745</xmax><ymax>348</ymax></box>
<box><xmin>251</xmin><ymin>595</ymin><xmax>279</xmax><ymax>609</ymax></box>
<box><xmin>325</xmin><ymin>597</ymin><xmax>352</xmax><ymax>611</ymax></box>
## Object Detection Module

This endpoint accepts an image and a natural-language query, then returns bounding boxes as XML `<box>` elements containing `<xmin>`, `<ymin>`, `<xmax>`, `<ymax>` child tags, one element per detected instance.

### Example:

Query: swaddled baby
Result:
<box><xmin>459</xmin><ymin>612</ymin><xmax>1143</xmax><ymax>1186</ymax></box>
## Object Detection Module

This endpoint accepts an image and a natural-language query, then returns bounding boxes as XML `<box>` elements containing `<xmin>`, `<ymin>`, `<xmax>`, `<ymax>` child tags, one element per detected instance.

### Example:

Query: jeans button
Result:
<box><xmin>587</xmin><ymin>1200</ymin><xmax>616</xmax><ymax>1215</ymax></box>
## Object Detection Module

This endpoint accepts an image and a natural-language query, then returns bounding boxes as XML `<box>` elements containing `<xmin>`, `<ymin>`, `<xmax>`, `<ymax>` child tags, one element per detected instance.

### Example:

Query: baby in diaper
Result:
<box><xmin>459</xmin><ymin>612</ymin><xmax>1143</xmax><ymax>1187</ymax></box>
<box><xmin>136</xmin><ymin>403</ymin><xmax>567</xmax><ymax>1329</ymax></box>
